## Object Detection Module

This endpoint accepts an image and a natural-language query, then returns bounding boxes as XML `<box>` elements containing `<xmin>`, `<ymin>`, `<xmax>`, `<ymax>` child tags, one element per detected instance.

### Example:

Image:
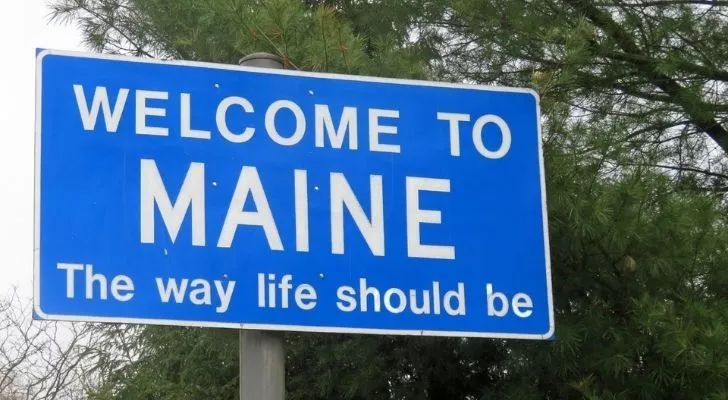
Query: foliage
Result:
<box><xmin>47</xmin><ymin>0</ymin><xmax>728</xmax><ymax>399</ymax></box>
<box><xmin>49</xmin><ymin>0</ymin><xmax>428</xmax><ymax>78</ymax></box>
<box><xmin>86</xmin><ymin>326</ymin><xmax>238</xmax><ymax>400</ymax></box>
<box><xmin>0</xmin><ymin>289</ymin><xmax>101</xmax><ymax>399</ymax></box>
<box><xmin>434</xmin><ymin>0</ymin><xmax>728</xmax><ymax>190</ymax></box>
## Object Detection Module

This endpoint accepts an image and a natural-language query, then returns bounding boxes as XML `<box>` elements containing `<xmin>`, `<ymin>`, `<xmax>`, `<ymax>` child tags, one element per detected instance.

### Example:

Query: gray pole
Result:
<box><xmin>237</xmin><ymin>52</ymin><xmax>286</xmax><ymax>400</ymax></box>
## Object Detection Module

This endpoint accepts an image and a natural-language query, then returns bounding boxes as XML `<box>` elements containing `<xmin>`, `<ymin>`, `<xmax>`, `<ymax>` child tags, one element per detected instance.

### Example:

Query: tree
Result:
<box><xmin>48</xmin><ymin>0</ymin><xmax>728</xmax><ymax>399</ymax></box>
<box><xmin>0</xmin><ymin>289</ymin><xmax>101</xmax><ymax>399</ymax></box>
<box><xmin>79</xmin><ymin>325</ymin><xmax>237</xmax><ymax>400</ymax></box>
<box><xmin>431</xmin><ymin>0</ymin><xmax>728</xmax><ymax>190</ymax></box>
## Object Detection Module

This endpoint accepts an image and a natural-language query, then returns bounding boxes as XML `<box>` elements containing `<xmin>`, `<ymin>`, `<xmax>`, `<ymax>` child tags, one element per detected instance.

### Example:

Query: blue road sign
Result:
<box><xmin>34</xmin><ymin>49</ymin><xmax>553</xmax><ymax>339</ymax></box>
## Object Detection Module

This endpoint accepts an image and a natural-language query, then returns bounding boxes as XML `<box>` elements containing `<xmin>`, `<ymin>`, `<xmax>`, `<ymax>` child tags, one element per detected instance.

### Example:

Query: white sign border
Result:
<box><xmin>33</xmin><ymin>48</ymin><xmax>555</xmax><ymax>340</ymax></box>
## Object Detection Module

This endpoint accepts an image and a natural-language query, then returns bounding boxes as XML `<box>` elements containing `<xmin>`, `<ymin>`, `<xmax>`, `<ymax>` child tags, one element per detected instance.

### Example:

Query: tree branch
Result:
<box><xmin>603</xmin><ymin>49</ymin><xmax>728</xmax><ymax>83</ymax></box>
<box><xmin>598</xmin><ymin>0</ymin><xmax>728</xmax><ymax>6</ymax></box>
<box><xmin>623</xmin><ymin>162</ymin><xmax>728</xmax><ymax>180</ymax></box>
<box><xmin>564</xmin><ymin>0</ymin><xmax>728</xmax><ymax>153</ymax></box>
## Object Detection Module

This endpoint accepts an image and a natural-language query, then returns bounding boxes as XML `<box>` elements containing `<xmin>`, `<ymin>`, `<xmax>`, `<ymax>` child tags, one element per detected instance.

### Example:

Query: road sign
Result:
<box><xmin>34</xmin><ymin>49</ymin><xmax>554</xmax><ymax>339</ymax></box>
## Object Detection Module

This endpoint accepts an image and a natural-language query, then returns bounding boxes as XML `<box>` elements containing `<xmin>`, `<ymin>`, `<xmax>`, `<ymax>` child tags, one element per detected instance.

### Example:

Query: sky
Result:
<box><xmin>0</xmin><ymin>1</ymin><xmax>85</xmax><ymax>299</ymax></box>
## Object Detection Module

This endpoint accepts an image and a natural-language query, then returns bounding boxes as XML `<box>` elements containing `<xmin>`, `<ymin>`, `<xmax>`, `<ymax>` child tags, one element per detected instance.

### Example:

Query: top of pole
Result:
<box><xmin>238</xmin><ymin>52</ymin><xmax>285</xmax><ymax>69</ymax></box>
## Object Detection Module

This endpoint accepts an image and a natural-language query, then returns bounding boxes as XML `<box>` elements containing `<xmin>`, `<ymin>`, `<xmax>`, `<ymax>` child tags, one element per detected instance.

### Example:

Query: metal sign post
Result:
<box><xmin>237</xmin><ymin>52</ymin><xmax>286</xmax><ymax>400</ymax></box>
<box><xmin>238</xmin><ymin>329</ymin><xmax>285</xmax><ymax>400</ymax></box>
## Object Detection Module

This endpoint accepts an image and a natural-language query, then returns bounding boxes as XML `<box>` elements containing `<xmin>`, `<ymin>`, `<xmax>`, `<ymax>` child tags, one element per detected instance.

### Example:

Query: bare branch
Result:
<box><xmin>0</xmin><ymin>289</ymin><xmax>102</xmax><ymax>399</ymax></box>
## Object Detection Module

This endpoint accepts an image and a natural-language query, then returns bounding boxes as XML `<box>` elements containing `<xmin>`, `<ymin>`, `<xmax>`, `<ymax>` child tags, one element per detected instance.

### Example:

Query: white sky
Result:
<box><xmin>0</xmin><ymin>1</ymin><xmax>85</xmax><ymax>299</ymax></box>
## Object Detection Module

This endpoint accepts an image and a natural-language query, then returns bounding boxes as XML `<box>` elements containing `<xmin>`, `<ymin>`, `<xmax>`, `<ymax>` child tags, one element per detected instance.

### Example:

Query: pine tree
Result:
<box><xmin>49</xmin><ymin>1</ymin><xmax>728</xmax><ymax>399</ymax></box>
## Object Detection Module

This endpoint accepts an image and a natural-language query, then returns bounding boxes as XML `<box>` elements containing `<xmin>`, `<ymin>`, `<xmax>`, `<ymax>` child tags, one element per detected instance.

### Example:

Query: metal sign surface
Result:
<box><xmin>34</xmin><ymin>49</ymin><xmax>553</xmax><ymax>339</ymax></box>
